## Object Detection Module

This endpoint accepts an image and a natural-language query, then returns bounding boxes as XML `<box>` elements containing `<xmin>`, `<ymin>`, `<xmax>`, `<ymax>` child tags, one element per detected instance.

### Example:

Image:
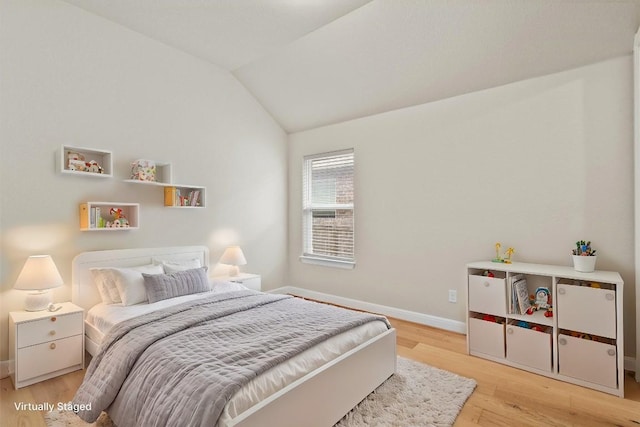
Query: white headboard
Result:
<box><xmin>72</xmin><ymin>246</ymin><xmax>210</xmax><ymax>312</ymax></box>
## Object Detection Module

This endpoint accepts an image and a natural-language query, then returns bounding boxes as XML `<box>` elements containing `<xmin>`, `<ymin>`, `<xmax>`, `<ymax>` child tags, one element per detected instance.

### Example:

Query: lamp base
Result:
<box><xmin>228</xmin><ymin>266</ymin><xmax>240</xmax><ymax>277</ymax></box>
<box><xmin>24</xmin><ymin>290</ymin><xmax>52</xmax><ymax>311</ymax></box>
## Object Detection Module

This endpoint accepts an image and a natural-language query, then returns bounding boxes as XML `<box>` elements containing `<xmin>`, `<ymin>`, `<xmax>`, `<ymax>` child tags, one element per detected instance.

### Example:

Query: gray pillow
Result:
<box><xmin>142</xmin><ymin>267</ymin><xmax>209</xmax><ymax>303</ymax></box>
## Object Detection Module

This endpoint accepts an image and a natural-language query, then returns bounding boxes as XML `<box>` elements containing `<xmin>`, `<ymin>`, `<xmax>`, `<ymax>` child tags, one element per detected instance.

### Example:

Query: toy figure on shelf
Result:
<box><xmin>109</xmin><ymin>208</ymin><xmax>129</xmax><ymax>228</ymax></box>
<box><xmin>492</xmin><ymin>242</ymin><xmax>502</xmax><ymax>262</ymax></box>
<box><xmin>503</xmin><ymin>247</ymin><xmax>515</xmax><ymax>264</ymax></box>
<box><xmin>534</xmin><ymin>287</ymin><xmax>551</xmax><ymax>310</ymax></box>
<box><xmin>492</xmin><ymin>242</ymin><xmax>515</xmax><ymax>263</ymax></box>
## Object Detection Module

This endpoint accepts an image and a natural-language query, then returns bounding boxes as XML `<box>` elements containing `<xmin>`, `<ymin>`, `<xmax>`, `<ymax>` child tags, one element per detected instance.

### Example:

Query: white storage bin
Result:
<box><xmin>557</xmin><ymin>283</ymin><xmax>616</xmax><ymax>338</ymax></box>
<box><xmin>468</xmin><ymin>316</ymin><xmax>505</xmax><ymax>359</ymax></box>
<box><xmin>468</xmin><ymin>275</ymin><xmax>507</xmax><ymax>317</ymax></box>
<box><xmin>506</xmin><ymin>322</ymin><xmax>552</xmax><ymax>372</ymax></box>
<box><xmin>558</xmin><ymin>333</ymin><xmax>617</xmax><ymax>389</ymax></box>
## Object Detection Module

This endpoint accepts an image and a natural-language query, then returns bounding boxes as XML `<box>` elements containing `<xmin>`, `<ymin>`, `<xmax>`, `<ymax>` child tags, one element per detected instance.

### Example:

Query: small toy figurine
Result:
<box><xmin>492</xmin><ymin>242</ymin><xmax>516</xmax><ymax>263</ymax></box>
<box><xmin>492</xmin><ymin>242</ymin><xmax>502</xmax><ymax>262</ymax></box>
<box><xmin>109</xmin><ymin>208</ymin><xmax>129</xmax><ymax>228</ymax></box>
<box><xmin>534</xmin><ymin>287</ymin><xmax>551</xmax><ymax>310</ymax></box>
<box><xmin>482</xmin><ymin>270</ymin><xmax>495</xmax><ymax>278</ymax></box>
<box><xmin>503</xmin><ymin>247</ymin><xmax>515</xmax><ymax>263</ymax></box>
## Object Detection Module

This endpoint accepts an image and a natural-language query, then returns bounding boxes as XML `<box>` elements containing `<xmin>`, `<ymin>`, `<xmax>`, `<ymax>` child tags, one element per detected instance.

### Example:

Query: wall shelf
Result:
<box><xmin>79</xmin><ymin>202</ymin><xmax>139</xmax><ymax>230</ymax></box>
<box><xmin>123</xmin><ymin>161</ymin><xmax>172</xmax><ymax>185</ymax></box>
<box><xmin>59</xmin><ymin>145</ymin><xmax>112</xmax><ymax>178</ymax></box>
<box><xmin>163</xmin><ymin>185</ymin><xmax>205</xmax><ymax>208</ymax></box>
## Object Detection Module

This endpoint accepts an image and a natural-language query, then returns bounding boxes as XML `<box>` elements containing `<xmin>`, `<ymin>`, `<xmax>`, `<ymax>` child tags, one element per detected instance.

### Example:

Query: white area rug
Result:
<box><xmin>45</xmin><ymin>357</ymin><xmax>476</xmax><ymax>427</ymax></box>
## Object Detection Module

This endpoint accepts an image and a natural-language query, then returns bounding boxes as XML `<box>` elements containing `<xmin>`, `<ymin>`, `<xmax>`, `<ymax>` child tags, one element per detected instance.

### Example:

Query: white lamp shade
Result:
<box><xmin>219</xmin><ymin>246</ymin><xmax>247</xmax><ymax>266</ymax></box>
<box><xmin>14</xmin><ymin>255</ymin><xmax>63</xmax><ymax>291</ymax></box>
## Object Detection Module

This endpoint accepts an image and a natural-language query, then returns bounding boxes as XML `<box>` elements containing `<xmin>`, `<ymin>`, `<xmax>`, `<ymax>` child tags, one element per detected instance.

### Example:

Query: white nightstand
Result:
<box><xmin>214</xmin><ymin>273</ymin><xmax>261</xmax><ymax>291</ymax></box>
<box><xmin>9</xmin><ymin>302</ymin><xmax>84</xmax><ymax>389</ymax></box>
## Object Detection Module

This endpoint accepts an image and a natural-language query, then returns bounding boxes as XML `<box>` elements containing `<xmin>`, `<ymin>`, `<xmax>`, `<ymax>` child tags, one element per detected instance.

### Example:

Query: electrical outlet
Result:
<box><xmin>448</xmin><ymin>290</ymin><xmax>457</xmax><ymax>303</ymax></box>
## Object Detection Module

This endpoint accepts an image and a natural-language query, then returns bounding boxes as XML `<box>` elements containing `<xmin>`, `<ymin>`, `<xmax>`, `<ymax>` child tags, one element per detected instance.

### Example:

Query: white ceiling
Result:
<box><xmin>62</xmin><ymin>0</ymin><xmax>640</xmax><ymax>133</ymax></box>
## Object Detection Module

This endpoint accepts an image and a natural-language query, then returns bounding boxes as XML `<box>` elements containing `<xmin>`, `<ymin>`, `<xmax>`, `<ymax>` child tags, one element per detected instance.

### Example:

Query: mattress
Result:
<box><xmin>84</xmin><ymin>289</ymin><xmax>389</xmax><ymax>425</ymax></box>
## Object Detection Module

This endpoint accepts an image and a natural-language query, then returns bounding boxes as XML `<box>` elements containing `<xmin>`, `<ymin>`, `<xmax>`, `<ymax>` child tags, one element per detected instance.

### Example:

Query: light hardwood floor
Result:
<box><xmin>1</xmin><ymin>317</ymin><xmax>639</xmax><ymax>427</ymax></box>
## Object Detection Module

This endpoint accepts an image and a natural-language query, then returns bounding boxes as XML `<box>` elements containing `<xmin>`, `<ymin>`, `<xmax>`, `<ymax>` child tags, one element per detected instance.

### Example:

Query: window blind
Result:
<box><xmin>302</xmin><ymin>150</ymin><xmax>354</xmax><ymax>262</ymax></box>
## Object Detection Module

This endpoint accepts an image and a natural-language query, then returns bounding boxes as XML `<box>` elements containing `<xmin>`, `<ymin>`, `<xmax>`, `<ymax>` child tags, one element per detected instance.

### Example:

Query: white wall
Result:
<box><xmin>0</xmin><ymin>0</ymin><xmax>288</xmax><ymax>361</ymax></box>
<box><xmin>289</xmin><ymin>56</ymin><xmax>635</xmax><ymax>357</ymax></box>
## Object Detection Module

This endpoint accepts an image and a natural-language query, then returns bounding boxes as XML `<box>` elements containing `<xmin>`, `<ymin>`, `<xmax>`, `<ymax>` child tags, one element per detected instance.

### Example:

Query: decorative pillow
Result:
<box><xmin>143</xmin><ymin>267</ymin><xmax>210</xmax><ymax>304</ymax></box>
<box><xmin>152</xmin><ymin>257</ymin><xmax>202</xmax><ymax>274</ymax></box>
<box><xmin>90</xmin><ymin>268</ymin><xmax>116</xmax><ymax>304</ymax></box>
<box><xmin>111</xmin><ymin>264</ymin><xmax>165</xmax><ymax>306</ymax></box>
<box><xmin>90</xmin><ymin>268</ymin><xmax>122</xmax><ymax>304</ymax></box>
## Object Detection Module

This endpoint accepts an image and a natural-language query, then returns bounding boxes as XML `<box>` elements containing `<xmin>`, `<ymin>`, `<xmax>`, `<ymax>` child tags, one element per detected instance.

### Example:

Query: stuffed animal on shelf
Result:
<box><xmin>85</xmin><ymin>160</ymin><xmax>104</xmax><ymax>174</ymax></box>
<box><xmin>109</xmin><ymin>208</ymin><xmax>129</xmax><ymax>228</ymax></box>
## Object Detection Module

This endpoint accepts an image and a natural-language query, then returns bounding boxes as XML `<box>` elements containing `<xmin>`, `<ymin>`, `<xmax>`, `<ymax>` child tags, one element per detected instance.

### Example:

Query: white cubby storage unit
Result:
<box><xmin>59</xmin><ymin>145</ymin><xmax>113</xmax><ymax>177</ymax></box>
<box><xmin>79</xmin><ymin>202</ymin><xmax>139</xmax><ymax>231</ymax></box>
<box><xmin>466</xmin><ymin>261</ymin><xmax>624</xmax><ymax>397</ymax></box>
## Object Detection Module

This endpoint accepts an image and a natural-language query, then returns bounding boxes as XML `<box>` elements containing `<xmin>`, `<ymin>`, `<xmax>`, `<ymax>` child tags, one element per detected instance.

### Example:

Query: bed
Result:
<box><xmin>70</xmin><ymin>246</ymin><xmax>397</xmax><ymax>427</ymax></box>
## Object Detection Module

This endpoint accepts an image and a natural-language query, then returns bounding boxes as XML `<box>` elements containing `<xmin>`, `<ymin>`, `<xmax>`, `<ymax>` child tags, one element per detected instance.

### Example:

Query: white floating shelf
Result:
<box><xmin>59</xmin><ymin>145</ymin><xmax>113</xmax><ymax>178</ymax></box>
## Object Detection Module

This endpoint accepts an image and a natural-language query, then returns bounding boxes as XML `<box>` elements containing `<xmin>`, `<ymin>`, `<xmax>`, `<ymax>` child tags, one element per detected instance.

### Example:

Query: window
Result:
<box><xmin>301</xmin><ymin>149</ymin><xmax>355</xmax><ymax>268</ymax></box>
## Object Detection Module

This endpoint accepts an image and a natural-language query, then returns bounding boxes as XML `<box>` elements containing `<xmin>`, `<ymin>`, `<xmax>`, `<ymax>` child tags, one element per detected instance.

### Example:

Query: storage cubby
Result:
<box><xmin>506</xmin><ymin>320</ymin><xmax>553</xmax><ymax>372</ymax></box>
<box><xmin>466</xmin><ymin>261</ymin><xmax>624</xmax><ymax>397</ymax></box>
<box><xmin>468</xmin><ymin>272</ymin><xmax>507</xmax><ymax>317</ymax></box>
<box><xmin>163</xmin><ymin>185</ymin><xmax>205</xmax><ymax>208</ymax></box>
<box><xmin>468</xmin><ymin>312</ymin><xmax>505</xmax><ymax>359</ymax></box>
<box><xmin>123</xmin><ymin>161</ymin><xmax>172</xmax><ymax>185</ymax></box>
<box><xmin>59</xmin><ymin>145</ymin><xmax>112</xmax><ymax>177</ymax></box>
<box><xmin>79</xmin><ymin>202</ymin><xmax>139</xmax><ymax>230</ymax></box>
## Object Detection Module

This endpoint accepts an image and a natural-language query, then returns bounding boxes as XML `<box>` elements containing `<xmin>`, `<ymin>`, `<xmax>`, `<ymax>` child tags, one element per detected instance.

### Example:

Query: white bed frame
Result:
<box><xmin>71</xmin><ymin>246</ymin><xmax>397</xmax><ymax>427</ymax></box>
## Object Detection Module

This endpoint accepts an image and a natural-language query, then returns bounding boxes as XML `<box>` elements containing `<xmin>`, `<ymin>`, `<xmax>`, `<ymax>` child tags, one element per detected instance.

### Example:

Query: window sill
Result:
<box><xmin>299</xmin><ymin>255</ymin><xmax>356</xmax><ymax>270</ymax></box>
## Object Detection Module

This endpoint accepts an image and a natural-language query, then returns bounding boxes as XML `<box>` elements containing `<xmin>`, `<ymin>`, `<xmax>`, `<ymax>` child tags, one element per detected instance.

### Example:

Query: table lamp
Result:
<box><xmin>219</xmin><ymin>246</ymin><xmax>247</xmax><ymax>276</ymax></box>
<box><xmin>14</xmin><ymin>255</ymin><xmax>63</xmax><ymax>311</ymax></box>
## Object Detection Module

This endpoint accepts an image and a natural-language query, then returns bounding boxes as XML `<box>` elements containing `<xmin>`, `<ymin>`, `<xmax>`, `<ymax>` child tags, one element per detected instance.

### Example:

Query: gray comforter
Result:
<box><xmin>73</xmin><ymin>290</ymin><xmax>390</xmax><ymax>427</ymax></box>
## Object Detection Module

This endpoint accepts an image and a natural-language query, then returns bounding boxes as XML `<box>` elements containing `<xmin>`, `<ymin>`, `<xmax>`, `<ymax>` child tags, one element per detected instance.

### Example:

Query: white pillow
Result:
<box><xmin>90</xmin><ymin>268</ymin><xmax>116</xmax><ymax>304</ymax></box>
<box><xmin>111</xmin><ymin>264</ymin><xmax>165</xmax><ymax>306</ymax></box>
<box><xmin>210</xmin><ymin>279</ymin><xmax>248</xmax><ymax>294</ymax></box>
<box><xmin>154</xmin><ymin>258</ymin><xmax>202</xmax><ymax>274</ymax></box>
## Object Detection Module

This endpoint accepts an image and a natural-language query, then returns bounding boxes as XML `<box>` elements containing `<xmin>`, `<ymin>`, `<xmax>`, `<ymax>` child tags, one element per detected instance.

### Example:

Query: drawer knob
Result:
<box><xmin>50</xmin><ymin>317</ymin><xmax>57</xmax><ymax>322</ymax></box>
<box><xmin>605</xmin><ymin>293</ymin><xmax>615</xmax><ymax>301</ymax></box>
<box><xmin>484</xmin><ymin>281</ymin><xmax>490</xmax><ymax>287</ymax></box>
<box><xmin>607</xmin><ymin>349</ymin><xmax>616</xmax><ymax>357</ymax></box>
<box><xmin>559</xmin><ymin>338</ymin><xmax>567</xmax><ymax>345</ymax></box>
<box><xmin>49</xmin><ymin>330</ymin><xmax>56</xmax><ymax>336</ymax></box>
<box><xmin>507</xmin><ymin>328</ymin><xmax>513</xmax><ymax>334</ymax></box>
<box><xmin>49</xmin><ymin>343</ymin><xmax>56</xmax><ymax>350</ymax></box>
<box><xmin>558</xmin><ymin>288</ymin><xmax>566</xmax><ymax>295</ymax></box>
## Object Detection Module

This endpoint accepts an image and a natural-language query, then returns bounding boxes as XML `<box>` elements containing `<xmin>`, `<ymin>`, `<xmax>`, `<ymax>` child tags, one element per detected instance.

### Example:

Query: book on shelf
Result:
<box><xmin>509</xmin><ymin>274</ymin><xmax>523</xmax><ymax>314</ymax></box>
<box><xmin>513</xmin><ymin>279</ymin><xmax>532</xmax><ymax>315</ymax></box>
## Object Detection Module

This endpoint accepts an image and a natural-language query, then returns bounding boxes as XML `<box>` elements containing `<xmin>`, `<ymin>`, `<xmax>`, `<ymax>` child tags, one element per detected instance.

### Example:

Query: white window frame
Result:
<box><xmin>300</xmin><ymin>149</ymin><xmax>355</xmax><ymax>269</ymax></box>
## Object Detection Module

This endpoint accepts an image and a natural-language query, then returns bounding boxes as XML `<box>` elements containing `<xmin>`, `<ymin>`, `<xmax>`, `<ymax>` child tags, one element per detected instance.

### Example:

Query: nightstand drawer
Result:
<box><xmin>17</xmin><ymin>335</ymin><xmax>83</xmax><ymax>381</ymax></box>
<box><xmin>17</xmin><ymin>312</ymin><xmax>83</xmax><ymax>348</ymax></box>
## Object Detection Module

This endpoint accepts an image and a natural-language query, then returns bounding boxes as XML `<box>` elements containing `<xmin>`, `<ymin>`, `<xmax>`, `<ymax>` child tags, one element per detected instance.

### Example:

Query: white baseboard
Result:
<box><xmin>269</xmin><ymin>286</ymin><xmax>467</xmax><ymax>334</ymax></box>
<box><xmin>625</xmin><ymin>356</ymin><xmax>636</xmax><ymax>375</ymax></box>
<box><xmin>0</xmin><ymin>360</ymin><xmax>11</xmax><ymax>379</ymax></box>
<box><xmin>269</xmin><ymin>286</ymin><xmax>638</xmax><ymax>376</ymax></box>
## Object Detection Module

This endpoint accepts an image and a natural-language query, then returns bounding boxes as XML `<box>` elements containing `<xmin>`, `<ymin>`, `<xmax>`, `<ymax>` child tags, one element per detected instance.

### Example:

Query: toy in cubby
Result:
<box><xmin>515</xmin><ymin>320</ymin><xmax>546</xmax><ymax>333</ymax></box>
<box><xmin>481</xmin><ymin>314</ymin><xmax>503</xmax><ymax>324</ymax></box>
<box><xmin>524</xmin><ymin>286</ymin><xmax>553</xmax><ymax>317</ymax></box>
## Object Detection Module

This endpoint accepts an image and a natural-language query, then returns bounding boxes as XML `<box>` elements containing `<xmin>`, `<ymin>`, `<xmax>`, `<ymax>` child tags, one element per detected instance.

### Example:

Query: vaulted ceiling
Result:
<box><xmin>62</xmin><ymin>0</ymin><xmax>640</xmax><ymax>133</ymax></box>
